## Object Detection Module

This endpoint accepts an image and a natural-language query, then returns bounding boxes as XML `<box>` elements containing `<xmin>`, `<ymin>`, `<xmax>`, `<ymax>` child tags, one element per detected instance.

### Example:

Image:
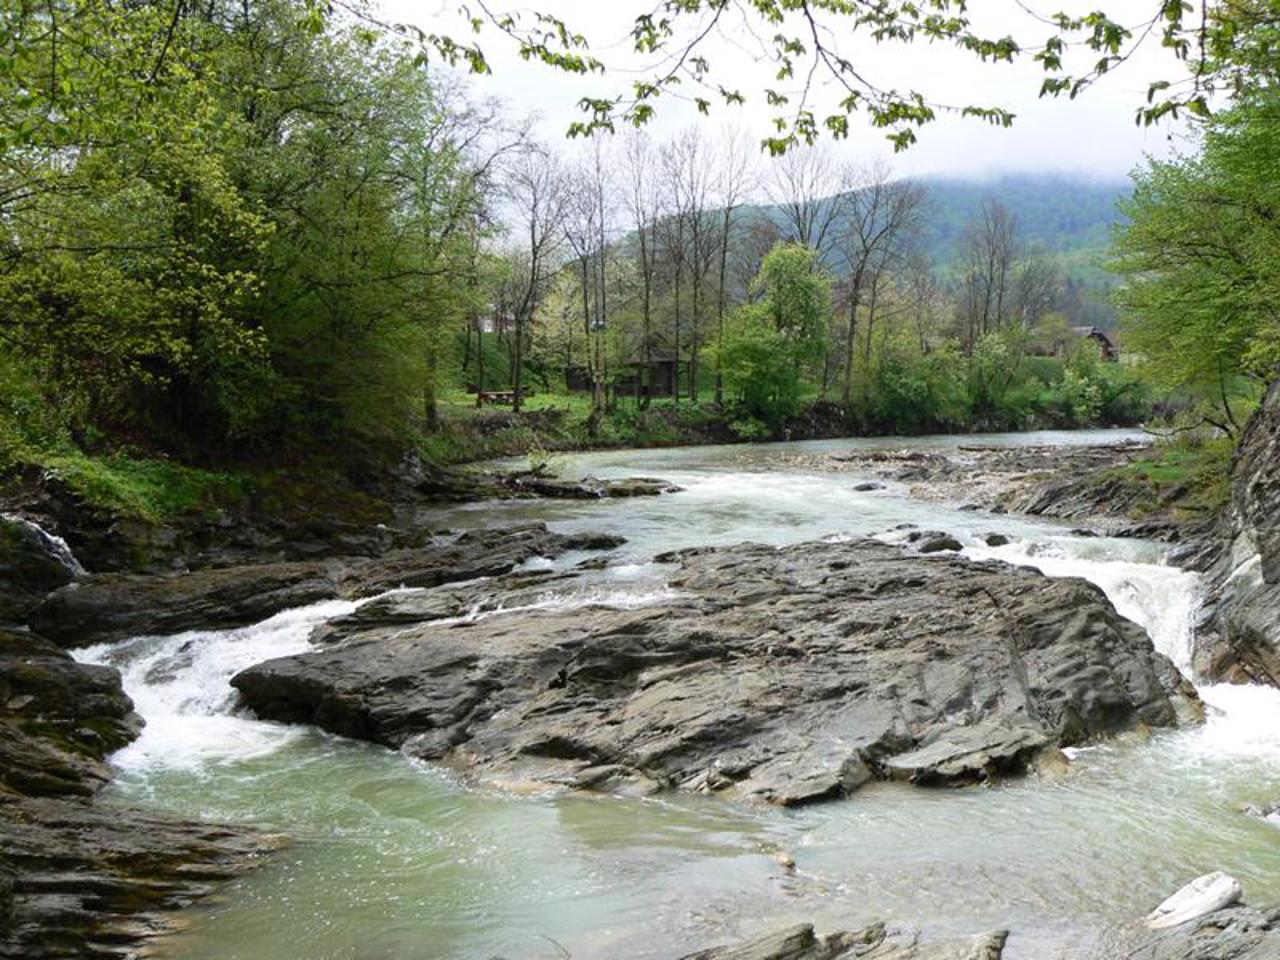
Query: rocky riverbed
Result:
<box><xmin>7</xmin><ymin>428</ymin><xmax>1280</xmax><ymax>958</ymax></box>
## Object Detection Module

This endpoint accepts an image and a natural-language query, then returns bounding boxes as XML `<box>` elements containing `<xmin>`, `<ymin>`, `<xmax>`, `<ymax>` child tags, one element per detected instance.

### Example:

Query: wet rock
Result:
<box><xmin>0</xmin><ymin>518</ymin><xmax>77</xmax><ymax>625</ymax></box>
<box><xmin>907</xmin><ymin>531</ymin><xmax>963</xmax><ymax>553</ymax></box>
<box><xmin>0</xmin><ymin>630</ymin><xmax>138</xmax><ymax>797</ymax></box>
<box><xmin>679</xmin><ymin>922</ymin><xmax>1007</xmax><ymax>960</ymax></box>
<box><xmin>0</xmin><ymin>629</ymin><xmax>274</xmax><ymax>959</ymax></box>
<box><xmin>1195</xmin><ymin>380</ymin><xmax>1280</xmax><ymax>685</ymax></box>
<box><xmin>0</xmin><ymin>795</ymin><xmax>280</xmax><ymax>960</ymax></box>
<box><xmin>421</xmin><ymin>470</ymin><xmax>682</xmax><ymax>501</ymax></box>
<box><xmin>1131</xmin><ymin>903</ymin><xmax>1280</xmax><ymax>959</ymax></box>
<box><xmin>29</xmin><ymin>523</ymin><xmax>598</xmax><ymax>647</ymax></box>
<box><xmin>983</xmin><ymin>534</ymin><xmax>1011</xmax><ymax>547</ymax></box>
<box><xmin>233</xmin><ymin>537</ymin><xmax>1198</xmax><ymax>807</ymax></box>
<box><xmin>28</xmin><ymin>560</ymin><xmax>344</xmax><ymax>649</ymax></box>
<box><xmin>853</xmin><ymin>482</ymin><xmax>884</xmax><ymax>492</ymax></box>
<box><xmin>561</xmin><ymin>532</ymin><xmax>628</xmax><ymax>551</ymax></box>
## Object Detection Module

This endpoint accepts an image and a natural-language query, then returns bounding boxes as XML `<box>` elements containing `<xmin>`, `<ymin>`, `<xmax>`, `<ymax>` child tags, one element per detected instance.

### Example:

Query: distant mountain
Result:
<box><xmin>914</xmin><ymin>173</ymin><xmax>1130</xmax><ymax>280</ymax></box>
<box><xmin>747</xmin><ymin>172</ymin><xmax>1129</xmax><ymax>277</ymax></box>
<box><xmin>743</xmin><ymin>172</ymin><xmax>1131</xmax><ymax>327</ymax></box>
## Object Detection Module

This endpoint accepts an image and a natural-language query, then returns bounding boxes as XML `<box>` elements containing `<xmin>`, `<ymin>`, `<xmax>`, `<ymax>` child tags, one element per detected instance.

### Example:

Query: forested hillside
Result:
<box><xmin>744</xmin><ymin>173</ymin><xmax>1125</xmax><ymax>329</ymax></box>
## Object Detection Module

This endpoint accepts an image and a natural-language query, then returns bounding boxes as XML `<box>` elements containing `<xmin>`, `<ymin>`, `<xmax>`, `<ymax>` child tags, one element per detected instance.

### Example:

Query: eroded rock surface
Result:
<box><xmin>29</xmin><ymin>522</ymin><xmax>605</xmax><ymax>647</ymax></box>
<box><xmin>1132</xmin><ymin>903</ymin><xmax>1280</xmax><ymax>960</ymax></box>
<box><xmin>233</xmin><ymin>538</ymin><xmax>1198</xmax><ymax>806</ymax></box>
<box><xmin>0</xmin><ymin>629</ymin><xmax>274</xmax><ymax>959</ymax></box>
<box><xmin>1195</xmin><ymin>380</ymin><xmax>1280</xmax><ymax>684</ymax></box>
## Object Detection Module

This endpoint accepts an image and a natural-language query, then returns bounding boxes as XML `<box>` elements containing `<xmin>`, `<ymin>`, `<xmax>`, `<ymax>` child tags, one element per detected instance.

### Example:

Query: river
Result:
<box><xmin>77</xmin><ymin>430</ymin><xmax>1280</xmax><ymax>959</ymax></box>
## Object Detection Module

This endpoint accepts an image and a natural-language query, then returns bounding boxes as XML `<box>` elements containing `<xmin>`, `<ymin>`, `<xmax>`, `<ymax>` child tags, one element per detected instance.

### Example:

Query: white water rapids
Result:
<box><xmin>74</xmin><ymin>431</ymin><xmax>1280</xmax><ymax>960</ymax></box>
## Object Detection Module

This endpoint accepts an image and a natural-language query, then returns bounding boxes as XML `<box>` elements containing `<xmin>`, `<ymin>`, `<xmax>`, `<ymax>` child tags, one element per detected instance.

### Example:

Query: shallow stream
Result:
<box><xmin>78</xmin><ymin>430</ymin><xmax>1280</xmax><ymax>959</ymax></box>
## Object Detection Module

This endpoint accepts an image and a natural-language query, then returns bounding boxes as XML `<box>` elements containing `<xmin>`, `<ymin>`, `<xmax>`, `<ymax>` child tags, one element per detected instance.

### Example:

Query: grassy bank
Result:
<box><xmin>1102</xmin><ymin>434</ymin><xmax>1235</xmax><ymax>520</ymax></box>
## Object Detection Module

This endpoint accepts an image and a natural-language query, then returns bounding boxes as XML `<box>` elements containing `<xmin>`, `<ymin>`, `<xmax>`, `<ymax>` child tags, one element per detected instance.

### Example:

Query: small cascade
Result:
<box><xmin>2</xmin><ymin>512</ymin><xmax>87</xmax><ymax>577</ymax></box>
<box><xmin>78</xmin><ymin>598</ymin><xmax>358</xmax><ymax>771</ymax></box>
<box><xmin>968</xmin><ymin>534</ymin><xmax>1202</xmax><ymax>671</ymax></box>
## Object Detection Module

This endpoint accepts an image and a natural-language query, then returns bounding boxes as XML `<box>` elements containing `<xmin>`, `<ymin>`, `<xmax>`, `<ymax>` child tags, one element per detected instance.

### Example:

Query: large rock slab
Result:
<box><xmin>29</xmin><ymin>523</ymin><xmax>593</xmax><ymax>647</ymax></box>
<box><xmin>233</xmin><ymin>538</ymin><xmax>1198</xmax><ymax>806</ymax></box>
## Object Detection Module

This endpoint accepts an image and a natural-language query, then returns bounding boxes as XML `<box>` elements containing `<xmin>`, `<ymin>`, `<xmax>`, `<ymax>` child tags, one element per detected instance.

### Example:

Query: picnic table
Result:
<box><xmin>476</xmin><ymin>389</ymin><xmax>533</xmax><ymax>406</ymax></box>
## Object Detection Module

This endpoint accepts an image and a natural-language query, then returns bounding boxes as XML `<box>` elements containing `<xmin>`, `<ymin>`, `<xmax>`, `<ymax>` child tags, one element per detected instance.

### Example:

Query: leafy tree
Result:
<box><xmin>713</xmin><ymin>243</ymin><xmax>830</xmax><ymax>419</ymax></box>
<box><xmin>1111</xmin><ymin>91</ymin><xmax>1280</xmax><ymax>434</ymax></box>
<box><xmin>360</xmin><ymin>1</ymin><xmax>1255</xmax><ymax>153</ymax></box>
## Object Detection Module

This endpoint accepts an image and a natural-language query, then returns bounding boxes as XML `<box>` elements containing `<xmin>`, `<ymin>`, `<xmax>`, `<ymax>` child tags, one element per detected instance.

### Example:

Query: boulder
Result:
<box><xmin>0</xmin><ymin>630</ymin><xmax>139</xmax><ymax>797</ymax></box>
<box><xmin>0</xmin><ymin>518</ymin><xmax>77</xmax><ymax>624</ymax></box>
<box><xmin>233</xmin><ymin>538</ymin><xmax>1198</xmax><ymax>806</ymax></box>
<box><xmin>1146</xmin><ymin>873</ymin><xmax>1243</xmax><ymax>930</ymax></box>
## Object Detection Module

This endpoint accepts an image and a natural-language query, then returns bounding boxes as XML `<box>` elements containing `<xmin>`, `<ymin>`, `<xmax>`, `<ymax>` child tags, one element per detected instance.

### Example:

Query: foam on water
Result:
<box><xmin>79</xmin><ymin>598</ymin><xmax>358</xmax><ymax>771</ymax></box>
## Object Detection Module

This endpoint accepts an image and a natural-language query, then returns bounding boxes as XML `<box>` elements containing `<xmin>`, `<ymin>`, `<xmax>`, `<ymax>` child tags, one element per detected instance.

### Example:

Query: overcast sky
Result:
<box><xmin>381</xmin><ymin>1</ymin><xmax>1196</xmax><ymax>181</ymax></box>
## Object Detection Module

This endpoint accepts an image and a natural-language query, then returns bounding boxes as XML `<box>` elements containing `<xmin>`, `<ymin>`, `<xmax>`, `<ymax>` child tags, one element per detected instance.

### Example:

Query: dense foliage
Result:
<box><xmin>1110</xmin><ymin>23</ymin><xmax>1280</xmax><ymax>434</ymax></box>
<box><xmin>1</xmin><ymin>0</ymin><xmax>490</xmax><ymax>466</ymax></box>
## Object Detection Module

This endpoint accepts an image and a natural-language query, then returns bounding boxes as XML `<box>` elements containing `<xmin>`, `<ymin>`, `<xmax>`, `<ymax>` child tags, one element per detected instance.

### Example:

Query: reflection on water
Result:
<box><xmin>78</xmin><ymin>430</ymin><xmax>1280</xmax><ymax>959</ymax></box>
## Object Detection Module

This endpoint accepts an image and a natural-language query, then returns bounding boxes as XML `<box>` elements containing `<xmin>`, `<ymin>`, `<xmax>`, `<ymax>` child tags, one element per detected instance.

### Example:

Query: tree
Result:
<box><xmin>622</xmin><ymin>130</ymin><xmax>661</xmax><ymax>401</ymax></box>
<box><xmin>765</xmin><ymin>145</ymin><xmax>848</xmax><ymax>260</ymax></box>
<box><xmin>837</xmin><ymin>163</ymin><xmax>928</xmax><ymax>405</ymax></box>
<box><xmin>501</xmin><ymin>146</ymin><xmax>571</xmax><ymax>412</ymax></box>
<box><xmin>958</xmin><ymin>199</ymin><xmax>1020</xmax><ymax>350</ymax></box>
<box><xmin>713</xmin><ymin>127</ymin><xmax>757</xmax><ymax>404</ymax></box>
<box><xmin>1112</xmin><ymin>90</ymin><xmax>1280</xmax><ymax>433</ymax></box>
<box><xmin>713</xmin><ymin>243</ymin><xmax>831</xmax><ymax>420</ymax></box>
<box><xmin>367</xmin><ymin>1</ymin><xmax>1232</xmax><ymax>153</ymax></box>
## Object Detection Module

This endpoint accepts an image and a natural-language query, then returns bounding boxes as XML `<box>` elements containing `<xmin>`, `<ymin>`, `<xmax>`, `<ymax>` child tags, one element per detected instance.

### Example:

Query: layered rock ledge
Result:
<box><xmin>233</xmin><ymin>537</ymin><xmax>1199</xmax><ymax>806</ymax></box>
<box><xmin>0</xmin><ymin>630</ymin><xmax>275</xmax><ymax>959</ymax></box>
<box><xmin>1195</xmin><ymin>380</ymin><xmax>1280</xmax><ymax>684</ymax></box>
<box><xmin>28</xmin><ymin>522</ymin><xmax>614</xmax><ymax>648</ymax></box>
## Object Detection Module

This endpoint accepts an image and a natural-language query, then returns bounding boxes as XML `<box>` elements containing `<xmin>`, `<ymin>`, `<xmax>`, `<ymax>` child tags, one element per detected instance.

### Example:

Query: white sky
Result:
<box><xmin>380</xmin><ymin>1</ymin><xmax>1197</xmax><ymax>181</ymax></box>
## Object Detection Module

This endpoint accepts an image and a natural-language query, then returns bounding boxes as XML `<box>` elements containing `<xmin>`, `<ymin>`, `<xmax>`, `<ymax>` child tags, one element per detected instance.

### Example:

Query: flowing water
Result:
<box><xmin>76</xmin><ymin>430</ymin><xmax>1280</xmax><ymax>959</ymax></box>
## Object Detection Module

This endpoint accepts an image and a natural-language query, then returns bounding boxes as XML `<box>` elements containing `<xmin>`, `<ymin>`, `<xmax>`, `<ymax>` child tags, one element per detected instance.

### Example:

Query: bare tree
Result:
<box><xmin>958</xmin><ymin>197</ymin><xmax>1019</xmax><ymax>349</ymax></box>
<box><xmin>837</xmin><ymin>161</ymin><xmax>928</xmax><ymax>405</ymax></box>
<box><xmin>903</xmin><ymin>251</ymin><xmax>941</xmax><ymax>355</ymax></box>
<box><xmin>502</xmin><ymin>145</ymin><xmax>570</xmax><ymax>412</ymax></box>
<box><xmin>765</xmin><ymin>144</ymin><xmax>849</xmax><ymax>260</ymax></box>
<box><xmin>712</xmin><ymin>125</ymin><xmax>757</xmax><ymax>404</ymax></box>
<box><xmin>663</xmin><ymin>128</ymin><xmax>717</xmax><ymax>401</ymax></box>
<box><xmin>623</xmin><ymin>130</ymin><xmax>662</xmax><ymax>402</ymax></box>
<box><xmin>1012</xmin><ymin>246</ymin><xmax>1063</xmax><ymax>329</ymax></box>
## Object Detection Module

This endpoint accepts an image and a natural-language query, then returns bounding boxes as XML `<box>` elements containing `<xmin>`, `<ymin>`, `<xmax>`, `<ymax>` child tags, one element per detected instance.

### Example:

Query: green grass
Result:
<box><xmin>1108</xmin><ymin>434</ymin><xmax>1234</xmax><ymax>517</ymax></box>
<box><xmin>40</xmin><ymin>452</ymin><xmax>251</xmax><ymax>524</ymax></box>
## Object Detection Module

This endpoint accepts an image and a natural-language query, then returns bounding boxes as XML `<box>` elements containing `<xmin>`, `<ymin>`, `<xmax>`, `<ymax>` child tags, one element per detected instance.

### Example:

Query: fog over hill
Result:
<box><xmin>742</xmin><ymin>171</ymin><xmax>1131</xmax><ymax>328</ymax></box>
